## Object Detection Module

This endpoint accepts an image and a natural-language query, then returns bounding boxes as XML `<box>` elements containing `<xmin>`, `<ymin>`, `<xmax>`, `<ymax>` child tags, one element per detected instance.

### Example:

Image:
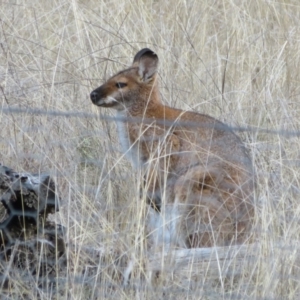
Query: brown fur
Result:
<box><xmin>90</xmin><ymin>48</ymin><xmax>255</xmax><ymax>248</ymax></box>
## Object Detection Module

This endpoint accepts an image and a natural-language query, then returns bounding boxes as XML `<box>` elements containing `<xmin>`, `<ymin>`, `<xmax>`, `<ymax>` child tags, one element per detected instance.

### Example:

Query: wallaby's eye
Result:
<box><xmin>116</xmin><ymin>82</ymin><xmax>127</xmax><ymax>88</ymax></box>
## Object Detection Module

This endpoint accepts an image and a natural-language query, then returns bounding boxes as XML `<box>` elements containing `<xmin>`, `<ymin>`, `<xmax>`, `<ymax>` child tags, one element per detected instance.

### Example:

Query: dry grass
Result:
<box><xmin>1</xmin><ymin>0</ymin><xmax>300</xmax><ymax>299</ymax></box>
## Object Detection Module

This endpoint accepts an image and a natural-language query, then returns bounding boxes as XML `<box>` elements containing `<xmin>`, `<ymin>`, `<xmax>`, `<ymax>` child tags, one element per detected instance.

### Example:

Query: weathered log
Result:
<box><xmin>0</xmin><ymin>164</ymin><xmax>58</xmax><ymax>221</ymax></box>
<box><xmin>0</xmin><ymin>163</ymin><xmax>65</xmax><ymax>291</ymax></box>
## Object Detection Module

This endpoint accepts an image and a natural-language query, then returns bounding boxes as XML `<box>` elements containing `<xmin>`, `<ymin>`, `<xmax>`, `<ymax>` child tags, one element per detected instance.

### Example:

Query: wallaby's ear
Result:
<box><xmin>133</xmin><ymin>48</ymin><xmax>158</xmax><ymax>82</ymax></box>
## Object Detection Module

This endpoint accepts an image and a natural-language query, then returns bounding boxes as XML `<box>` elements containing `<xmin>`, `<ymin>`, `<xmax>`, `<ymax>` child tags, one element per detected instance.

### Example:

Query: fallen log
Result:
<box><xmin>0</xmin><ymin>163</ymin><xmax>65</xmax><ymax>291</ymax></box>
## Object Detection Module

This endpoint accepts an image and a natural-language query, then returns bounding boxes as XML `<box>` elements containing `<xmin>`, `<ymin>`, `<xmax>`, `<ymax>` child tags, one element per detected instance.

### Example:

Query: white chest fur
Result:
<box><xmin>116</xmin><ymin>111</ymin><xmax>141</xmax><ymax>168</ymax></box>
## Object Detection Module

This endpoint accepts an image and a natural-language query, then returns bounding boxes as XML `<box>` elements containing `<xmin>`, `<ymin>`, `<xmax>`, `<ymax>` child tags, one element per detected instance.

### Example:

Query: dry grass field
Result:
<box><xmin>1</xmin><ymin>0</ymin><xmax>300</xmax><ymax>299</ymax></box>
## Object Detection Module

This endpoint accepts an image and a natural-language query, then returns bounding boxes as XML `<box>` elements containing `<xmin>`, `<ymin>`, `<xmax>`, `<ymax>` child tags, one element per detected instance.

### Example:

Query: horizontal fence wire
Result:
<box><xmin>2</xmin><ymin>106</ymin><xmax>300</xmax><ymax>138</ymax></box>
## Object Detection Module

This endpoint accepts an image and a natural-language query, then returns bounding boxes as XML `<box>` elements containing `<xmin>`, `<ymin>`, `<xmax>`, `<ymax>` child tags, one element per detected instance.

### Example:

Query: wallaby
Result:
<box><xmin>90</xmin><ymin>48</ymin><xmax>255</xmax><ymax>248</ymax></box>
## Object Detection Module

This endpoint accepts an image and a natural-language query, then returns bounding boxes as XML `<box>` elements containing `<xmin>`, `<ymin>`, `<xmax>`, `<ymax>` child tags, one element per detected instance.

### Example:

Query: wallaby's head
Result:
<box><xmin>90</xmin><ymin>48</ymin><xmax>159</xmax><ymax>111</ymax></box>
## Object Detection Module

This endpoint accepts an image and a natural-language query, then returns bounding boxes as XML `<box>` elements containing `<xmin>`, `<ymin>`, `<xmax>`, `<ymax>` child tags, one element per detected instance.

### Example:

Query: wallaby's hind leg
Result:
<box><xmin>174</xmin><ymin>165</ymin><xmax>253</xmax><ymax>247</ymax></box>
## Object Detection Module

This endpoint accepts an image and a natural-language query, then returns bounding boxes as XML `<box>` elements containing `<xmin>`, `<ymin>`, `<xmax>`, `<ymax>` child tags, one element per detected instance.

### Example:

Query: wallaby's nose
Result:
<box><xmin>90</xmin><ymin>91</ymin><xmax>98</xmax><ymax>104</ymax></box>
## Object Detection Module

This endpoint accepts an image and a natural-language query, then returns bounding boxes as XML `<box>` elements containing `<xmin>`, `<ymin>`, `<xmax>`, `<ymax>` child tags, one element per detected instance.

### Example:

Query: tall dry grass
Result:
<box><xmin>1</xmin><ymin>0</ymin><xmax>300</xmax><ymax>299</ymax></box>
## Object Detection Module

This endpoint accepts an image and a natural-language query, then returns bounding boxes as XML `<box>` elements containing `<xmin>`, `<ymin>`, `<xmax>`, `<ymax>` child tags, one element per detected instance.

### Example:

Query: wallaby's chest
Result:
<box><xmin>116</xmin><ymin>111</ymin><xmax>144</xmax><ymax>168</ymax></box>
<box><xmin>115</xmin><ymin>111</ymin><xmax>197</xmax><ymax>172</ymax></box>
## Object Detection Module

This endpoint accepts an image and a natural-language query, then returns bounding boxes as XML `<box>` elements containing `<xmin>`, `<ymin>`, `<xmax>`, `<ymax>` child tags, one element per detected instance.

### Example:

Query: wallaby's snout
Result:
<box><xmin>90</xmin><ymin>90</ymin><xmax>99</xmax><ymax>104</ymax></box>
<box><xmin>90</xmin><ymin>85</ymin><xmax>118</xmax><ymax>108</ymax></box>
<box><xmin>90</xmin><ymin>86</ymin><xmax>105</xmax><ymax>106</ymax></box>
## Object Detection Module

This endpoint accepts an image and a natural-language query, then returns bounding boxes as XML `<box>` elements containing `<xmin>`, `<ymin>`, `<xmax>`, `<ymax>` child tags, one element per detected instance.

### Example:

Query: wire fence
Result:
<box><xmin>2</xmin><ymin>106</ymin><xmax>300</xmax><ymax>138</ymax></box>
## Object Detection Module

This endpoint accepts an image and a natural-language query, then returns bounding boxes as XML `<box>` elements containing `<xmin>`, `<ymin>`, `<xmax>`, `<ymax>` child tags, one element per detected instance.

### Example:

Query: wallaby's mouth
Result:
<box><xmin>90</xmin><ymin>89</ymin><xmax>118</xmax><ymax>108</ymax></box>
<box><xmin>93</xmin><ymin>98</ymin><xmax>118</xmax><ymax>108</ymax></box>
